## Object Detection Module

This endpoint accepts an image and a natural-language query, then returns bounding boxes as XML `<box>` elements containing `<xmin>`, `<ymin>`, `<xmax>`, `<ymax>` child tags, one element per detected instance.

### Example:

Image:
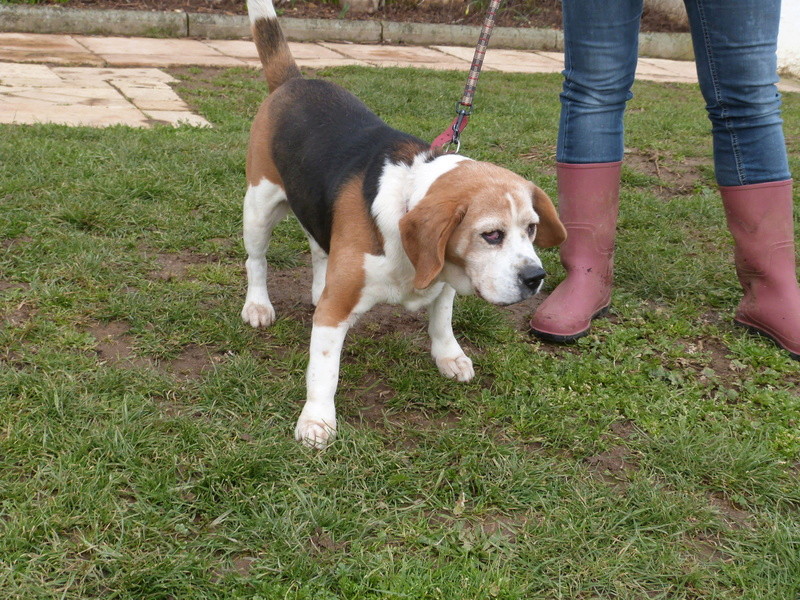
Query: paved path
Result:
<box><xmin>1</xmin><ymin>31</ymin><xmax>798</xmax><ymax>128</ymax></box>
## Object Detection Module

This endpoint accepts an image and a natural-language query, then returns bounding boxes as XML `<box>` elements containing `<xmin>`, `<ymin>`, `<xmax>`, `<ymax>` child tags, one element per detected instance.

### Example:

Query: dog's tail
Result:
<box><xmin>247</xmin><ymin>0</ymin><xmax>301</xmax><ymax>92</ymax></box>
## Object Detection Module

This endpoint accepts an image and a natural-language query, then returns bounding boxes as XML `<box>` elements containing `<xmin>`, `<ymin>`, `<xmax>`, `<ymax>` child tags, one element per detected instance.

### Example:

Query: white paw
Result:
<box><xmin>436</xmin><ymin>354</ymin><xmax>474</xmax><ymax>382</ymax></box>
<box><xmin>241</xmin><ymin>301</ymin><xmax>275</xmax><ymax>328</ymax></box>
<box><xmin>294</xmin><ymin>417</ymin><xmax>337</xmax><ymax>449</ymax></box>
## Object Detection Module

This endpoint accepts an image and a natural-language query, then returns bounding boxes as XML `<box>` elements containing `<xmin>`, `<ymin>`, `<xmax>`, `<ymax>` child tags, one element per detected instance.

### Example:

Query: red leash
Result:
<box><xmin>431</xmin><ymin>0</ymin><xmax>504</xmax><ymax>153</ymax></box>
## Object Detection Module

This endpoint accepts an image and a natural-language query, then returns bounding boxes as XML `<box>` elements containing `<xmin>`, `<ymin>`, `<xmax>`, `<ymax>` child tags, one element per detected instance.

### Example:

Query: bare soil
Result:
<box><xmin>42</xmin><ymin>0</ymin><xmax>689</xmax><ymax>33</ymax></box>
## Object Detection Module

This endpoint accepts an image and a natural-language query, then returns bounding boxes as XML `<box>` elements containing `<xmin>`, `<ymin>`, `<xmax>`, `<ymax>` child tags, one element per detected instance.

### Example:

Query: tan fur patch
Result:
<box><xmin>532</xmin><ymin>184</ymin><xmax>567</xmax><ymax>248</ymax></box>
<box><xmin>252</xmin><ymin>19</ymin><xmax>301</xmax><ymax>92</ymax></box>
<box><xmin>313</xmin><ymin>176</ymin><xmax>382</xmax><ymax>327</ymax></box>
<box><xmin>246</xmin><ymin>95</ymin><xmax>283</xmax><ymax>188</ymax></box>
<box><xmin>400</xmin><ymin>192</ymin><xmax>468</xmax><ymax>289</ymax></box>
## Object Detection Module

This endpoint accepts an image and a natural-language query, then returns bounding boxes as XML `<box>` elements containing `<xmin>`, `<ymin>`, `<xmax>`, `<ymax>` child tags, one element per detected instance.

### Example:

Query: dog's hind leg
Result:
<box><xmin>307</xmin><ymin>235</ymin><xmax>328</xmax><ymax>307</ymax></box>
<box><xmin>241</xmin><ymin>179</ymin><xmax>289</xmax><ymax>328</ymax></box>
<box><xmin>428</xmin><ymin>284</ymin><xmax>474</xmax><ymax>382</ymax></box>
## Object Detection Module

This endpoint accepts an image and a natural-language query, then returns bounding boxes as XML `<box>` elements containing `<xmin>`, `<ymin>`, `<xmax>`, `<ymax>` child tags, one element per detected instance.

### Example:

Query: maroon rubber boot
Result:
<box><xmin>530</xmin><ymin>162</ymin><xmax>622</xmax><ymax>342</ymax></box>
<box><xmin>721</xmin><ymin>179</ymin><xmax>800</xmax><ymax>360</ymax></box>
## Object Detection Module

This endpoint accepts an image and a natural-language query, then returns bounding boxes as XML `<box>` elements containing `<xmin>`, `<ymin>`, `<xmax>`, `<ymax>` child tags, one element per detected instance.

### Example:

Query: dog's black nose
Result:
<box><xmin>520</xmin><ymin>265</ymin><xmax>546</xmax><ymax>291</ymax></box>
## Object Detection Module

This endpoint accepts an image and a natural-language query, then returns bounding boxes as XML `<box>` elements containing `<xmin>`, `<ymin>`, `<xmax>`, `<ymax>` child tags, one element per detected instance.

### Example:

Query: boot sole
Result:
<box><xmin>734</xmin><ymin>319</ymin><xmax>800</xmax><ymax>361</ymax></box>
<box><xmin>531</xmin><ymin>306</ymin><xmax>610</xmax><ymax>344</ymax></box>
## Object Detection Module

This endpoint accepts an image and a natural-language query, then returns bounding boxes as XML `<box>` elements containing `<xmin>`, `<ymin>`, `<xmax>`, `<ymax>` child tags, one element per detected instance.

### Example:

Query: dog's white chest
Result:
<box><xmin>361</xmin><ymin>254</ymin><xmax>445</xmax><ymax>312</ymax></box>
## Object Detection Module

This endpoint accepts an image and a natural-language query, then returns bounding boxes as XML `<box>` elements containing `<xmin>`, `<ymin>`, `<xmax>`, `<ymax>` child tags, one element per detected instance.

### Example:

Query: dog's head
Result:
<box><xmin>400</xmin><ymin>160</ymin><xmax>566</xmax><ymax>305</ymax></box>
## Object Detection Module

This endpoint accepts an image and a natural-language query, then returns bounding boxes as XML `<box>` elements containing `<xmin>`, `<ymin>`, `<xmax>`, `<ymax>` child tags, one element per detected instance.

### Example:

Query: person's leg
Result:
<box><xmin>686</xmin><ymin>0</ymin><xmax>799</xmax><ymax>359</ymax></box>
<box><xmin>531</xmin><ymin>0</ymin><xmax>642</xmax><ymax>341</ymax></box>
<box><xmin>685</xmin><ymin>0</ymin><xmax>789</xmax><ymax>187</ymax></box>
<box><xmin>556</xmin><ymin>0</ymin><xmax>642</xmax><ymax>165</ymax></box>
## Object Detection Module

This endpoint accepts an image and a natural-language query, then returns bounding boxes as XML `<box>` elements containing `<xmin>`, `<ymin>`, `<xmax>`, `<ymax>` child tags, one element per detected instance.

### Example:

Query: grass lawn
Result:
<box><xmin>1</xmin><ymin>63</ymin><xmax>799</xmax><ymax>599</ymax></box>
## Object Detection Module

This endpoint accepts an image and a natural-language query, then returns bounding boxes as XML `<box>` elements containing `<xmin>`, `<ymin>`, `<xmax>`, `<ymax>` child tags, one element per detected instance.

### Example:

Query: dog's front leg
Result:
<box><xmin>295</xmin><ymin>321</ymin><xmax>350</xmax><ymax>449</ymax></box>
<box><xmin>428</xmin><ymin>284</ymin><xmax>474</xmax><ymax>382</ymax></box>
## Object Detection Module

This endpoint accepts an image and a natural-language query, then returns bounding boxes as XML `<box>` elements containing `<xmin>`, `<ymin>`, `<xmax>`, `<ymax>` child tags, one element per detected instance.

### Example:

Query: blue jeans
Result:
<box><xmin>557</xmin><ymin>0</ymin><xmax>791</xmax><ymax>186</ymax></box>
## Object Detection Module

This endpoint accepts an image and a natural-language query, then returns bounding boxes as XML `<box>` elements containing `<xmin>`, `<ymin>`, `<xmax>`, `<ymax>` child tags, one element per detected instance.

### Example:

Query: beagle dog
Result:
<box><xmin>242</xmin><ymin>0</ymin><xmax>567</xmax><ymax>448</ymax></box>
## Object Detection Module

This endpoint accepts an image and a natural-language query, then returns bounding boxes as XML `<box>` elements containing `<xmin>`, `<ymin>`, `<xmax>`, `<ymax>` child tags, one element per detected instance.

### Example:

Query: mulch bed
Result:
<box><xmin>36</xmin><ymin>0</ymin><xmax>690</xmax><ymax>33</ymax></box>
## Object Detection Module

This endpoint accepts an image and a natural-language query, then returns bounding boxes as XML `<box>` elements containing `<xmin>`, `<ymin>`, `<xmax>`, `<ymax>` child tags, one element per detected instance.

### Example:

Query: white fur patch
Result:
<box><xmin>371</xmin><ymin>152</ymin><xmax>470</xmax><ymax>278</ymax></box>
<box><xmin>295</xmin><ymin>323</ymin><xmax>349</xmax><ymax>449</ymax></box>
<box><xmin>247</xmin><ymin>0</ymin><xmax>277</xmax><ymax>23</ymax></box>
<box><xmin>406</xmin><ymin>153</ymin><xmax>470</xmax><ymax>211</ymax></box>
<box><xmin>241</xmin><ymin>179</ymin><xmax>288</xmax><ymax>327</ymax></box>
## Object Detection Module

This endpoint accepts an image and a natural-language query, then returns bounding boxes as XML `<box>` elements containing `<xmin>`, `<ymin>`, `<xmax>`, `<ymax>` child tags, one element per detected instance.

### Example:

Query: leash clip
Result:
<box><xmin>438</xmin><ymin>102</ymin><xmax>473</xmax><ymax>154</ymax></box>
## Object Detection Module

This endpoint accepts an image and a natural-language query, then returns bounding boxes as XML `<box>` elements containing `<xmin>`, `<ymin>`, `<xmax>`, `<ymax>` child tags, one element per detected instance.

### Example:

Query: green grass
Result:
<box><xmin>2</xmin><ymin>64</ymin><xmax>799</xmax><ymax>599</ymax></box>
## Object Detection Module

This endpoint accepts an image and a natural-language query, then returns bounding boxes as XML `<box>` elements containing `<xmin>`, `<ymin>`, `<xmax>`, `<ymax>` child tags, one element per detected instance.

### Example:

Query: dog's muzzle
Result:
<box><xmin>519</xmin><ymin>265</ymin><xmax>546</xmax><ymax>294</ymax></box>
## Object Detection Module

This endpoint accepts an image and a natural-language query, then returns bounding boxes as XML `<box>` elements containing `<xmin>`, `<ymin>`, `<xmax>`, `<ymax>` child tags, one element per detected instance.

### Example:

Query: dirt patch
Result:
<box><xmin>87</xmin><ymin>320</ymin><xmax>226</xmax><ymax>378</ymax></box>
<box><xmin>88</xmin><ymin>321</ymin><xmax>154</xmax><ymax>369</ymax></box>
<box><xmin>259</xmin><ymin>259</ymin><xmax>440</xmax><ymax>343</ymax></box>
<box><xmin>230</xmin><ymin>556</ymin><xmax>258</xmax><ymax>575</ymax></box>
<box><xmin>393</xmin><ymin>406</ymin><xmax>462</xmax><ymax>430</ymax></box>
<box><xmin>624</xmin><ymin>149</ymin><xmax>713</xmax><ymax>198</ymax></box>
<box><xmin>685</xmin><ymin>532</ymin><xmax>731</xmax><ymax>565</ymax></box>
<box><xmin>583</xmin><ymin>420</ymin><xmax>642</xmax><ymax>488</ymax></box>
<box><xmin>1</xmin><ymin>235</ymin><xmax>32</xmax><ymax>250</ymax></box>
<box><xmin>260</xmin><ymin>262</ymin><xmax>316</xmax><ymax>324</ymax></box>
<box><xmin>609</xmin><ymin>419</ymin><xmax>639</xmax><ymax>440</ymax></box>
<box><xmin>350</xmin><ymin>379</ymin><xmax>462</xmax><ymax>446</ymax></box>
<box><xmin>3</xmin><ymin>299</ymin><xmax>34</xmax><ymax>327</ymax></box>
<box><xmin>169</xmin><ymin>345</ymin><xmax>229</xmax><ymax>379</ymax></box>
<box><xmin>0</xmin><ymin>280</ymin><xmax>29</xmax><ymax>292</ymax></box>
<box><xmin>353</xmin><ymin>373</ymin><xmax>397</xmax><ymax>427</ymax></box>
<box><xmin>352</xmin><ymin>303</ymin><xmax>427</xmax><ymax>339</ymax></box>
<box><xmin>707</xmin><ymin>492</ymin><xmax>755</xmax><ymax>531</ymax></box>
<box><xmin>519</xmin><ymin>145</ymin><xmax>557</xmax><ymax>177</ymax></box>
<box><xmin>150</xmin><ymin>251</ymin><xmax>210</xmax><ymax>282</ymax></box>
<box><xmin>212</xmin><ymin>554</ymin><xmax>259</xmax><ymax>582</ymax></box>
<box><xmin>426</xmin><ymin>509</ymin><xmax>533</xmax><ymax>545</ymax></box>
<box><xmin>664</xmin><ymin>334</ymin><xmax>800</xmax><ymax>398</ymax></box>
<box><xmin>696</xmin><ymin>337</ymin><xmax>742</xmax><ymax>377</ymax></box>
<box><xmin>500</xmin><ymin>293</ymin><xmax>544</xmax><ymax>332</ymax></box>
<box><xmin>585</xmin><ymin>444</ymin><xmax>639</xmax><ymax>487</ymax></box>
<box><xmin>309</xmin><ymin>528</ymin><xmax>348</xmax><ymax>554</ymax></box>
<box><xmin>476</xmin><ymin>512</ymin><xmax>530</xmax><ymax>541</ymax></box>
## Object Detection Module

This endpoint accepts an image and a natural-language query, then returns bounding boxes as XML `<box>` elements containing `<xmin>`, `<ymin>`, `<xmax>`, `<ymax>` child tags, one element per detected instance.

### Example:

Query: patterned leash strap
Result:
<box><xmin>430</xmin><ymin>0</ymin><xmax>503</xmax><ymax>153</ymax></box>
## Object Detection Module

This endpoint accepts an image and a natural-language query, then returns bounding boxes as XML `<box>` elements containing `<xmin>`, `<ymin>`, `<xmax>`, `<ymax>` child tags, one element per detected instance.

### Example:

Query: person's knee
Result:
<box><xmin>561</xmin><ymin>73</ymin><xmax>634</xmax><ymax>111</ymax></box>
<box><xmin>704</xmin><ymin>82</ymin><xmax>782</xmax><ymax>127</ymax></box>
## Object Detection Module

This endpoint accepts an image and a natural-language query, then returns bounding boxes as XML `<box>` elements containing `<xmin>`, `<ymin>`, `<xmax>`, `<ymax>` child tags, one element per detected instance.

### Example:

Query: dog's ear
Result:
<box><xmin>531</xmin><ymin>184</ymin><xmax>567</xmax><ymax>248</ymax></box>
<box><xmin>400</xmin><ymin>197</ymin><xmax>468</xmax><ymax>290</ymax></box>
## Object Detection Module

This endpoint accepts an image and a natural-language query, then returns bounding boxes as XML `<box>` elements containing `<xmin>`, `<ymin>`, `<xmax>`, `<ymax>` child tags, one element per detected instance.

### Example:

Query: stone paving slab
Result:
<box><xmin>0</xmin><ymin>83</ymin><xmax>151</xmax><ymax>127</ymax></box>
<box><xmin>0</xmin><ymin>61</ymin><xmax>210</xmax><ymax>128</ymax></box>
<box><xmin>319</xmin><ymin>43</ymin><xmax>469</xmax><ymax>70</ymax></box>
<box><xmin>1</xmin><ymin>32</ymin><xmax>798</xmax><ymax>130</ymax></box>
<box><xmin>204</xmin><ymin>39</ymin><xmax>370</xmax><ymax>69</ymax></box>
<box><xmin>0</xmin><ymin>62</ymin><xmax>65</xmax><ymax>86</ymax></box>
<box><xmin>635</xmin><ymin>57</ymin><xmax>699</xmax><ymax>82</ymax></box>
<box><xmin>0</xmin><ymin>32</ymin><xmax>102</xmax><ymax>65</ymax></box>
<box><xmin>75</xmin><ymin>36</ymin><xmax>248</xmax><ymax>67</ymax></box>
<box><xmin>434</xmin><ymin>45</ymin><xmax>562</xmax><ymax>74</ymax></box>
<box><xmin>52</xmin><ymin>66</ymin><xmax>177</xmax><ymax>85</ymax></box>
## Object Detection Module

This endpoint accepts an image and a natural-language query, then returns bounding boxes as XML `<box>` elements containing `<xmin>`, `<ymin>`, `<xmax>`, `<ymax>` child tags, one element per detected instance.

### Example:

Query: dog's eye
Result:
<box><xmin>527</xmin><ymin>223</ymin><xmax>537</xmax><ymax>238</ymax></box>
<box><xmin>481</xmin><ymin>230</ymin><xmax>504</xmax><ymax>245</ymax></box>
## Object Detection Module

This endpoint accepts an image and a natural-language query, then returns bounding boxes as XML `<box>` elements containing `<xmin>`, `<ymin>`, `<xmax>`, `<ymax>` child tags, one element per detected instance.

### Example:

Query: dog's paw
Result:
<box><xmin>294</xmin><ymin>417</ymin><xmax>337</xmax><ymax>449</ymax></box>
<box><xmin>436</xmin><ymin>354</ymin><xmax>474</xmax><ymax>382</ymax></box>
<box><xmin>241</xmin><ymin>301</ymin><xmax>276</xmax><ymax>328</ymax></box>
